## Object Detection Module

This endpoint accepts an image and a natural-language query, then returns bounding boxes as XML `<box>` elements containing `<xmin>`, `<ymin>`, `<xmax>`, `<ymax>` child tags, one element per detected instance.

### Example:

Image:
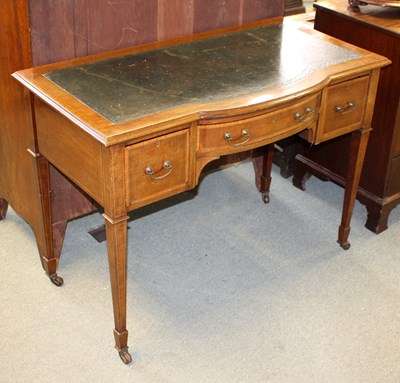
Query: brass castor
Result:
<box><xmin>49</xmin><ymin>273</ymin><xmax>64</xmax><ymax>287</ymax></box>
<box><xmin>262</xmin><ymin>192</ymin><xmax>270</xmax><ymax>204</ymax></box>
<box><xmin>118</xmin><ymin>348</ymin><xmax>132</xmax><ymax>364</ymax></box>
<box><xmin>338</xmin><ymin>241</ymin><xmax>351</xmax><ymax>250</ymax></box>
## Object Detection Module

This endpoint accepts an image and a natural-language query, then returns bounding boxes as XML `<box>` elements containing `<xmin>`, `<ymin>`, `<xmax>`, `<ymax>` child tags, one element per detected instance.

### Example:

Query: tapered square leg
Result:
<box><xmin>103</xmin><ymin>213</ymin><xmax>131</xmax><ymax>364</ymax></box>
<box><xmin>337</xmin><ymin>129</ymin><xmax>370</xmax><ymax>250</ymax></box>
<box><xmin>0</xmin><ymin>198</ymin><xmax>8</xmax><ymax>220</ymax></box>
<box><xmin>252</xmin><ymin>144</ymin><xmax>274</xmax><ymax>204</ymax></box>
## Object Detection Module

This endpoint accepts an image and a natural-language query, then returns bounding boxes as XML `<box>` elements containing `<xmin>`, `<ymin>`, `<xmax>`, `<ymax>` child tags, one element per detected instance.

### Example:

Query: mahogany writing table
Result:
<box><xmin>13</xmin><ymin>18</ymin><xmax>389</xmax><ymax>364</ymax></box>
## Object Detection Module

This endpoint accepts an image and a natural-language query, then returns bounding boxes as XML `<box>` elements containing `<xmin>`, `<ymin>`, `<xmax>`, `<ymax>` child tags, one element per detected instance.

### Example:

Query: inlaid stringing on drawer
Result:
<box><xmin>317</xmin><ymin>75</ymin><xmax>370</xmax><ymax>142</ymax></box>
<box><xmin>125</xmin><ymin>129</ymin><xmax>190</xmax><ymax>209</ymax></box>
<box><xmin>197</xmin><ymin>93</ymin><xmax>320</xmax><ymax>155</ymax></box>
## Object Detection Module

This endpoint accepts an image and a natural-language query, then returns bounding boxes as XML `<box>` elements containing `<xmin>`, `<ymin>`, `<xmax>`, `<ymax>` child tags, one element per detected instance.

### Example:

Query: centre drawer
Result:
<box><xmin>198</xmin><ymin>93</ymin><xmax>320</xmax><ymax>155</ymax></box>
<box><xmin>125</xmin><ymin>129</ymin><xmax>190</xmax><ymax>209</ymax></box>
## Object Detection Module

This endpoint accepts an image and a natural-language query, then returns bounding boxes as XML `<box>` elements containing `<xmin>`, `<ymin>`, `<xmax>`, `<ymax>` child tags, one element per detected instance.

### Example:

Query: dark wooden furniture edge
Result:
<box><xmin>294</xmin><ymin>154</ymin><xmax>400</xmax><ymax>233</ymax></box>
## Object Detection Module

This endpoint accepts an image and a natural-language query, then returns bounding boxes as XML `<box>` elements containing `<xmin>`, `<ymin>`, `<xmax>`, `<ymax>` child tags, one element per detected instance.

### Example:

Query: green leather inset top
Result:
<box><xmin>45</xmin><ymin>22</ymin><xmax>361</xmax><ymax>123</ymax></box>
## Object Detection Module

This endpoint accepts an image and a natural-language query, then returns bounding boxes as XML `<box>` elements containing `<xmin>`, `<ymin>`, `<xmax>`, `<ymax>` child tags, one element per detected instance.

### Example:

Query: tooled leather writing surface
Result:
<box><xmin>44</xmin><ymin>23</ymin><xmax>361</xmax><ymax>124</ymax></box>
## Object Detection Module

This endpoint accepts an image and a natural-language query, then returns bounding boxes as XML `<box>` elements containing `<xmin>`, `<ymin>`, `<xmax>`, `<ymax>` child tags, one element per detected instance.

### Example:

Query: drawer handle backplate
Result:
<box><xmin>335</xmin><ymin>102</ymin><xmax>356</xmax><ymax>115</ymax></box>
<box><xmin>224</xmin><ymin>129</ymin><xmax>250</xmax><ymax>147</ymax></box>
<box><xmin>145</xmin><ymin>160</ymin><xmax>173</xmax><ymax>180</ymax></box>
<box><xmin>294</xmin><ymin>107</ymin><xmax>315</xmax><ymax>124</ymax></box>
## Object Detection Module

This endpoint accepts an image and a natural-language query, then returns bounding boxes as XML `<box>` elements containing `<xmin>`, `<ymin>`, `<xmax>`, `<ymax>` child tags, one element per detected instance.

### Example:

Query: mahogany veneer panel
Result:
<box><xmin>244</xmin><ymin>0</ymin><xmax>285</xmax><ymax>22</ymax></box>
<box><xmin>158</xmin><ymin>0</ymin><xmax>195</xmax><ymax>40</ymax></box>
<box><xmin>29</xmin><ymin>0</ymin><xmax>285</xmax><ymax>64</ymax></box>
<box><xmin>0</xmin><ymin>1</ymin><xmax>39</xmax><ymax>226</ymax></box>
<box><xmin>193</xmin><ymin>0</ymin><xmax>242</xmax><ymax>32</ymax></box>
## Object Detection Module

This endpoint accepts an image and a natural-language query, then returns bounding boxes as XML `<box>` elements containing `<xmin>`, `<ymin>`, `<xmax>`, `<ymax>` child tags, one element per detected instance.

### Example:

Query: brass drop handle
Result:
<box><xmin>224</xmin><ymin>129</ymin><xmax>250</xmax><ymax>147</ymax></box>
<box><xmin>145</xmin><ymin>160</ymin><xmax>173</xmax><ymax>180</ymax></box>
<box><xmin>294</xmin><ymin>107</ymin><xmax>315</xmax><ymax>123</ymax></box>
<box><xmin>335</xmin><ymin>101</ymin><xmax>356</xmax><ymax>115</ymax></box>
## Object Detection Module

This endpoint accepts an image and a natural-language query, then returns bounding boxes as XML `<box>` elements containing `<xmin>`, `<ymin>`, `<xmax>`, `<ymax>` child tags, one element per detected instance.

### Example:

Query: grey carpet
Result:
<box><xmin>1</xmin><ymin>161</ymin><xmax>399</xmax><ymax>383</ymax></box>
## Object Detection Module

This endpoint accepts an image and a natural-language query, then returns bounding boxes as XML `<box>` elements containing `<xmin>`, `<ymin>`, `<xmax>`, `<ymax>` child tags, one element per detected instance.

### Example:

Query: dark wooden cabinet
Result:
<box><xmin>0</xmin><ymin>0</ymin><xmax>285</xmax><ymax>271</ymax></box>
<box><xmin>293</xmin><ymin>0</ymin><xmax>400</xmax><ymax>233</ymax></box>
<box><xmin>285</xmin><ymin>0</ymin><xmax>306</xmax><ymax>15</ymax></box>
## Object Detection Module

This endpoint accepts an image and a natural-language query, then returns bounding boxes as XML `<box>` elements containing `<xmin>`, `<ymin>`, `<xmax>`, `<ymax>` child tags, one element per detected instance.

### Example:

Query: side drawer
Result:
<box><xmin>125</xmin><ymin>129</ymin><xmax>190</xmax><ymax>209</ymax></box>
<box><xmin>317</xmin><ymin>76</ymin><xmax>370</xmax><ymax>142</ymax></box>
<box><xmin>198</xmin><ymin>93</ymin><xmax>320</xmax><ymax>155</ymax></box>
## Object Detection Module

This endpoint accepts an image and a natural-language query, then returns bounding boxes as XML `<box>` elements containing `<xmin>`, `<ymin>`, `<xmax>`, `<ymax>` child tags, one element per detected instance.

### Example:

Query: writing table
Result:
<box><xmin>13</xmin><ymin>18</ymin><xmax>389</xmax><ymax>364</ymax></box>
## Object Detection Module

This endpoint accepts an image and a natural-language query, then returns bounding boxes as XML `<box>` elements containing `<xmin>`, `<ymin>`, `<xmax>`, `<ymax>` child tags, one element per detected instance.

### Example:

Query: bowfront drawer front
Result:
<box><xmin>125</xmin><ymin>129</ymin><xmax>190</xmax><ymax>209</ymax></box>
<box><xmin>198</xmin><ymin>93</ymin><xmax>320</xmax><ymax>155</ymax></box>
<box><xmin>317</xmin><ymin>76</ymin><xmax>370</xmax><ymax>142</ymax></box>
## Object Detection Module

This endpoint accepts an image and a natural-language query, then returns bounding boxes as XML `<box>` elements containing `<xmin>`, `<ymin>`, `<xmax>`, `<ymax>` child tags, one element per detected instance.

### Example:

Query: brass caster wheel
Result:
<box><xmin>49</xmin><ymin>273</ymin><xmax>64</xmax><ymax>287</ymax></box>
<box><xmin>339</xmin><ymin>241</ymin><xmax>351</xmax><ymax>250</ymax></box>
<box><xmin>262</xmin><ymin>192</ymin><xmax>270</xmax><ymax>204</ymax></box>
<box><xmin>118</xmin><ymin>348</ymin><xmax>132</xmax><ymax>365</ymax></box>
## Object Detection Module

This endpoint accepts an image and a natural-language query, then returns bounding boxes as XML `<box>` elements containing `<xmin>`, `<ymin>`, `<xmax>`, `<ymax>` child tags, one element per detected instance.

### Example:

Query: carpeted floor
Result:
<box><xmin>1</xmin><ymin>161</ymin><xmax>400</xmax><ymax>383</ymax></box>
